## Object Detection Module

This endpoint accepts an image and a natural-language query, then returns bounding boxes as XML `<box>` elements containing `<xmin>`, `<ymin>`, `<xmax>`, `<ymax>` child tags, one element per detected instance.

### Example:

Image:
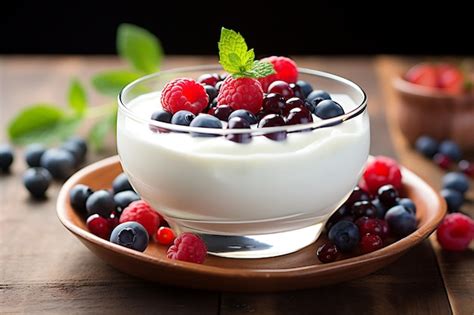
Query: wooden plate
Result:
<box><xmin>57</xmin><ymin>156</ymin><xmax>446</xmax><ymax>292</ymax></box>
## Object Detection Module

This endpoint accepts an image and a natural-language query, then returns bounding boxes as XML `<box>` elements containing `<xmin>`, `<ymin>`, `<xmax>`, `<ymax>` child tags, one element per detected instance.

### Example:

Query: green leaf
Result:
<box><xmin>88</xmin><ymin>109</ymin><xmax>117</xmax><ymax>151</ymax></box>
<box><xmin>218</xmin><ymin>27</ymin><xmax>254</xmax><ymax>74</ymax></box>
<box><xmin>8</xmin><ymin>104</ymin><xmax>82</xmax><ymax>145</ymax></box>
<box><xmin>68</xmin><ymin>79</ymin><xmax>87</xmax><ymax>115</ymax></box>
<box><xmin>245</xmin><ymin>61</ymin><xmax>275</xmax><ymax>79</ymax></box>
<box><xmin>117</xmin><ymin>24</ymin><xmax>163</xmax><ymax>74</ymax></box>
<box><xmin>92</xmin><ymin>70</ymin><xmax>142</xmax><ymax>97</ymax></box>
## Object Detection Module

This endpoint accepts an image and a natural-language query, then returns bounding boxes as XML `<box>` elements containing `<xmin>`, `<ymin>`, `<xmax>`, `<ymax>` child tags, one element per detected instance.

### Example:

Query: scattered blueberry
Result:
<box><xmin>314</xmin><ymin>100</ymin><xmax>345</xmax><ymax>119</ymax></box>
<box><xmin>328</xmin><ymin>220</ymin><xmax>360</xmax><ymax>252</ymax></box>
<box><xmin>0</xmin><ymin>144</ymin><xmax>14</xmax><ymax>172</ymax></box>
<box><xmin>189</xmin><ymin>114</ymin><xmax>223</xmax><ymax>137</ymax></box>
<box><xmin>112</xmin><ymin>173</ymin><xmax>134</xmax><ymax>194</ymax></box>
<box><xmin>228</xmin><ymin>109</ymin><xmax>258</xmax><ymax>125</ymax></box>
<box><xmin>61</xmin><ymin>141</ymin><xmax>85</xmax><ymax>166</ymax></box>
<box><xmin>110</xmin><ymin>222</ymin><xmax>149</xmax><ymax>252</ymax></box>
<box><xmin>258</xmin><ymin>114</ymin><xmax>287</xmax><ymax>141</ymax></box>
<box><xmin>384</xmin><ymin>205</ymin><xmax>417</xmax><ymax>237</ymax></box>
<box><xmin>40</xmin><ymin>148</ymin><xmax>75</xmax><ymax>179</ymax></box>
<box><xmin>306</xmin><ymin>90</ymin><xmax>331</xmax><ymax>104</ymax></box>
<box><xmin>86</xmin><ymin>189</ymin><xmax>116</xmax><ymax>217</ymax></box>
<box><xmin>151</xmin><ymin>110</ymin><xmax>173</xmax><ymax>123</ymax></box>
<box><xmin>213</xmin><ymin>105</ymin><xmax>233</xmax><ymax>121</ymax></box>
<box><xmin>204</xmin><ymin>85</ymin><xmax>218</xmax><ymax>102</ymax></box>
<box><xmin>171</xmin><ymin>110</ymin><xmax>195</xmax><ymax>126</ymax></box>
<box><xmin>296</xmin><ymin>80</ymin><xmax>313</xmax><ymax>98</ymax></box>
<box><xmin>70</xmin><ymin>184</ymin><xmax>94</xmax><ymax>214</ymax></box>
<box><xmin>23</xmin><ymin>167</ymin><xmax>52</xmax><ymax>199</ymax></box>
<box><xmin>24</xmin><ymin>143</ymin><xmax>46</xmax><ymax>167</ymax></box>
<box><xmin>114</xmin><ymin>190</ymin><xmax>140</xmax><ymax>212</ymax></box>
<box><xmin>398</xmin><ymin>198</ymin><xmax>416</xmax><ymax>214</ymax></box>
<box><xmin>440</xmin><ymin>189</ymin><xmax>464</xmax><ymax>213</ymax></box>
<box><xmin>377</xmin><ymin>185</ymin><xmax>399</xmax><ymax>208</ymax></box>
<box><xmin>442</xmin><ymin>172</ymin><xmax>470</xmax><ymax>194</ymax></box>
<box><xmin>439</xmin><ymin>140</ymin><xmax>462</xmax><ymax>161</ymax></box>
<box><xmin>65</xmin><ymin>137</ymin><xmax>87</xmax><ymax>159</ymax></box>
<box><xmin>226</xmin><ymin>117</ymin><xmax>252</xmax><ymax>144</ymax></box>
<box><xmin>415</xmin><ymin>136</ymin><xmax>438</xmax><ymax>158</ymax></box>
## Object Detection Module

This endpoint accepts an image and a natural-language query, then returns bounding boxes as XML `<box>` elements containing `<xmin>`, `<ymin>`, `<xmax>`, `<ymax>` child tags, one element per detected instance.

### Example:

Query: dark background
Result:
<box><xmin>1</xmin><ymin>1</ymin><xmax>473</xmax><ymax>56</ymax></box>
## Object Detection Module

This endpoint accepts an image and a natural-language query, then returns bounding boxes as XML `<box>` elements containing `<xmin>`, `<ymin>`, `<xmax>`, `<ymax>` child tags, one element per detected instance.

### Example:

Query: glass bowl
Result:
<box><xmin>117</xmin><ymin>65</ymin><xmax>370</xmax><ymax>258</ymax></box>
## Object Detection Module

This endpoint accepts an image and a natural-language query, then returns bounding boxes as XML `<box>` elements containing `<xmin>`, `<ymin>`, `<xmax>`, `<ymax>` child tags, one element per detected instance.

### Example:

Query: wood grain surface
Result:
<box><xmin>0</xmin><ymin>56</ymin><xmax>472</xmax><ymax>314</ymax></box>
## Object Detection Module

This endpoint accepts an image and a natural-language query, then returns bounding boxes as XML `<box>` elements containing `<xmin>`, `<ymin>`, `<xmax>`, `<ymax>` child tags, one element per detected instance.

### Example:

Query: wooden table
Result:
<box><xmin>1</xmin><ymin>56</ymin><xmax>472</xmax><ymax>314</ymax></box>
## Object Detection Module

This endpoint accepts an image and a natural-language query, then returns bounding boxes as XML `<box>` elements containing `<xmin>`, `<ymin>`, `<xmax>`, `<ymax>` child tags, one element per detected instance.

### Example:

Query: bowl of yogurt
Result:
<box><xmin>117</xmin><ymin>65</ymin><xmax>370</xmax><ymax>258</ymax></box>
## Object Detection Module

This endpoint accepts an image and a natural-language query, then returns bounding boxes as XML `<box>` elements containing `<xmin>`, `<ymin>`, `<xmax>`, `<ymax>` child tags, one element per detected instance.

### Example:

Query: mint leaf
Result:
<box><xmin>88</xmin><ymin>108</ymin><xmax>117</xmax><ymax>151</ymax></box>
<box><xmin>117</xmin><ymin>24</ymin><xmax>163</xmax><ymax>74</ymax></box>
<box><xmin>218</xmin><ymin>27</ymin><xmax>255</xmax><ymax>74</ymax></box>
<box><xmin>8</xmin><ymin>105</ymin><xmax>81</xmax><ymax>145</ymax></box>
<box><xmin>92</xmin><ymin>70</ymin><xmax>142</xmax><ymax>97</ymax></box>
<box><xmin>68</xmin><ymin>79</ymin><xmax>87</xmax><ymax>115</ymax></box>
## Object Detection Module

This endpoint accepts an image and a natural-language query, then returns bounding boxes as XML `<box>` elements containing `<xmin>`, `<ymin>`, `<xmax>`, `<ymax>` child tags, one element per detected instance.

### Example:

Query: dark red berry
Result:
<box><xmin>316</xmin><ymin>242</ymin><xmax>339</xmax><ymax>263</ymax></box>
<box><xmin>289</xmin><ymin>83</ymin><xmax>305</xmax><ymax>99</ymax></box>
<box><xmin>262</xmin><ymin>93</ymin><xmax>285</xmax><ymax>114</ymax></box>
<box><xmin>351</xmin><ymin>200</ymin><xmax>376</xmax><ymax>218</ymax></box>
<box><xmin>155</xmin><ymin>226</ymin><xmax>176</xmax><ymax>246</ymax></box>
<box><xmin>325</xmin><ymin>204</ymin><xmax>351</xmax><ymax>230</ymax></box>
<box><xmin>268</xmin><ymin>81</ymin><xmax>294</xmax><ymax>99</ymax></box>
<box><xmin>433</xmin><ymin>153</ymin><xmax>451</xmax><ymax>170</ymax></box>
<box><xmin>458</xmin><ymin>160</ymin><xmax>474</xmax><ymax>177</ymax></box>
<box><xmin>377</xmin><ymin>184</ymin><xmax>399</xmax><ymax>208</ymax></box>
<box><xmin>258</xmin><ymin>114</ymin><xmax>287</xmax><ymax>141</ymax></box>
<box><xmin>355</xmin><ymin>217</ymin><xmax>384</xmax><ymax>237</ymax></box>
<box><xmin>226</xmin><ymin>117</ymin><xmax>252</xmax><ymax>144</ymax></box>
<box><xmin>359</xmin><ymin>234</ymin><xmax>383</xmax><ymax>253</ymax></box>
<box><xmin>108</xmin><ymin>211</ymin><xmax>120</xmax><ymax>230</ymax></box>
<box><xmin>377</xmin><ymin>219</ymin><xmax>390</xmax><ymax>239</ymax></box>
<box><xmin>346</xmin><ymin>186</ymin><xmax>371</xmax><ymax>207</ymax></box>
<box><xmin>286</xmin><ymin>107</ymin><xmax>313</xmax><ymax>126</ymax></box>
<box><xmin>86</xmin><ymin>214</ymin><xmax>111</xmax><ymax>239</ymax></box>
<box><xmin>213</xmin><ymin>105</ymin><xmax>233</xmax><ymax>121</ymax></box>
<box><xmin>197</xmin><ymin>73</ymin><xmax>220</xmax><ymax>87</ymax></box>
<box><xmin>284</xmin><ymin>97</ymin><xmax>305</xmax><ymax>115</ymax></box>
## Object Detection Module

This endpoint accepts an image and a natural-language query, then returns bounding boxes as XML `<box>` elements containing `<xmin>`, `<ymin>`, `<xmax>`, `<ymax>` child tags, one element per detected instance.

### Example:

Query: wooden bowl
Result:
<box><xmin>393</xmin><ymin>77</ymin><xmax>474</xmax><ymax>150</ymax></box>
<box><xmin>57</xmin><ymin>156</ymin><xmax>446</xmax><ymax>292</ymax></box>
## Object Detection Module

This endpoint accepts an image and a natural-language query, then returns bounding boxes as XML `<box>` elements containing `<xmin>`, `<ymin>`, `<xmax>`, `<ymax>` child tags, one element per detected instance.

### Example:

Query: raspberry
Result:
<box><xmin>161</xmin><ymin>78</ymin><xmax>209</xmax><ymax>115</ymax></box>
<box><xmin>363</xmin><ymin>156</ymin><xmax>402</xmax><ymax>195</ymax></box>
<box><xmin>167</xmin><ymin>233</ymin><xmax>207</xmax><ymax>264</ymax></box>
<box><xmin>436</xmin><ymin>213</ymin><xmax>474</xmax><ymax>251</ymax></box>
<box><xmin>119</xmin><ymin>200</ymin><xmax>160</xmax><ymax>237</ymax></box>
<box><xmin>258</xmin><ymin>56</ymin><xmax>298</xmax><ymax>91</ymax></box>
<box><xmin>217</xmin><ymin>76</ymin><xmax>264</xmax><ymax>114</ymax></box>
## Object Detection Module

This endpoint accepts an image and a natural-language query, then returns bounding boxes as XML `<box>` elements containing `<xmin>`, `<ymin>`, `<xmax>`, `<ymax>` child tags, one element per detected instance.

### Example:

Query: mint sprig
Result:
<box><xmin>218</xmin><ymin>27</ymin><xmax>274</xmax><ymax>79</ymax></box>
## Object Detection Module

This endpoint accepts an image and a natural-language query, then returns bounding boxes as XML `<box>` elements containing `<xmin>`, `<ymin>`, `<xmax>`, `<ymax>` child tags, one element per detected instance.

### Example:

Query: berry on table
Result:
<box><xmin>151</xmin><ymin>110</ymin><xmax>173</xmax><ymax>123</ymax></box>
<box><xmin>189</xmin><ymin>114</ymin><xmax>223</xmax><ymax>137</ymax></box>
<box><xmin>296</xmin><ymin>80</ymin><xmax>313</xmax><ymax>98</ymax></box>
<box><xmin>306</xmin><ymin>90</ymin><xmax>331</xmax><ymax>104</ymax></box>
<box><xmin>398</xmin><ymin>198</ymin><xmax>416</xmax><ymax>214</ymax></box>
<box><xmin>112</xmin><ymin>173</ymin><xmax>134</xmax><ymax>194</ymax></box>
<box><xmin>314</xmin><ymin>100</ymin><xmax>345</xmax><ymax>119</ymax></box>
<box><xmin>23</xmin><ymin>167</ymin><xmax>52</xmax><ymax>199</ymax></box>
<box><xmin>442</xmin><ymin>172</ymin><xmax>470</xmax><ymax>194</ymax></box>
<box><xmin>110</xmin><ymin>222</ymin><xmax>149</xmax><ymax>252</ymax></box>
<box><xmin>385</xmin><ymin>205</ymin><xmax>417</xmax><ymax>237</ymax></box>
<box><xmin>415</xmin><ymin>136</ymin><xmax>438</xmax><ymax>158</ymax></box>
<box><xmin>439</xmin><ymin>140</ymin><xmax>462</xmax><ymax>161</ymax></box>
<box><xmin>65</xmin><ymin>137</ymin><xmax>87</xmax><ymax>160</ymax></box>
<box><xmin>359</xmin><ymin>234</ymin><xmax>383</xmax><ymax>254</ymax></box>
<box><xmin>167</xmin><ymin>233</ymin><xmax>207</xmax><ymax>264</ymax></box>
<box><xmin>40</xmin><ymin>148</ymin><xmax>76</xmax><ymax>179</ymax></box>
<box><xmin>436</xmin><ymin>213</ymin><xmax>474</xmax><ymax>251</ymax></box>
<box><xmin>120</xmin><ymin>200</ymin><xmax>160</xmax><ymax>236</ymax></box>
<box><xmin>440</xmin><ymin>189</ymin><xmax>464</xmax><ymax>213</ymax></box>
<box><xmin>212</xmin><ymin>105</ymin><xmax>234</xmax><ymax>121</ymax></box>
<box><xmin>61</xmin><ymin>141</ymin><xmax>85</xmax><ymax>167</ymax></box>
<box><xmin>87</xmin><ymin>214</ymin><xmax>111</xmax><ymax>239</ymax></box>
<box><xmin>328</xmin><ymin>220</ymin><xmax>360</xmax><ymax>252</ymax></box>
<box><xmin>171</xmin><ymin>110</ymin><xmax>195</xmax><ymax>126</ymax></box>
<box><xmin>351</xmin><ymin>200</ymin><xmax>377</xmax><ymax>218</ymax></box>
<box><xmin>458</xmin><ymin>160</ymin><xmax>474</xmax><ymax>177</ymax></box>
<box><xmin>70</xmin><ymin>184</ymin><xmax>94</xmax><ymax>214</ymax></box>
<box><xmin>316</xmin><ymin>242</ymin><xmax>339</xmax><ymax>263</ymax></box>
<box><xmin>155</xmin><ymin>226</ymin><xmax>176</xmax><ymax>246</ymax></box>
<box><xmin>226</xmin><ymin>117</ymin><xmax>252</xmax><ymax>144</ymax></box>
<box><xmin>86</xmin><ymin>189</ymin><xmax>116</xmax><ymax>217</ymax></box>
<box><xmin>363</xmin><ymin>156</ymin><xmax>402</xmax><ymax>195</ymax></box>
<box><xmin>377</xmin><ymin>184</ymin><xmax>399</xmax><ymax>209</ymax></box>
<box><xmin>268</xmin><ymin>81</ymin><xmax>294</xmax><ymax>99</ymax></box>
<box><xmin>433</xmin><ymin>153</ymin><xmax>451</xmax><ymax>170</ymax></box>
<box><xmin>217</xmin><ymin>77</ymin><xmax>264</xmax><ymax>114</ymax></box>
<box><xmin>113</xmin><ymin>190</ymin><xmax>140</xmax><ymax>213</ymax></box>
<box><xmin>228</xmin><ymin>109</ymin><xmax>258</xmax><ymax>125</ymax></box>
<box><xmin>161</xmin><ymin>78</ymin><xmax>209</xmax><ymax>115</ymax></box>
<box><xmin>258</xmin><ymin>114</ymin><xmax>287</xmax><ymax>141</ymax></box>
<box><xmin>24</xmin><ymin>143</ymin><xmax>46</xmax><ymax>167</ymax></box>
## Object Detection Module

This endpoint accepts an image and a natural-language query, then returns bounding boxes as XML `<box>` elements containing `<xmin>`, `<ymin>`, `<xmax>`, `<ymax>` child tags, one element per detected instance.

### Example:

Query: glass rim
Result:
<box><xmin>118</xmin><ymin>65</ymin><xmax>368</xmax><ymax>135</ymax></box>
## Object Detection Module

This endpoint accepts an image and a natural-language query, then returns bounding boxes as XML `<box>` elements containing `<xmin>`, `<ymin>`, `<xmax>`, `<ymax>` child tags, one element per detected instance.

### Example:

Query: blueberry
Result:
<box><xmin>114</xmin><ymin>190</ymin><xmax>140</xmax><ymax>212</ymax></box>
<box><xmin>440</xmin><ymin>189</ymin><xmax>464</xmax><ymax>213</ymax></box>
<box><xmin>204</xmin><ymin>85</ymin><xmax>218</xmax><ymax>102</ymax></box>
<box><xmin>40</xmin><ymin>148</ymin><xmax>76</xmax><ymax>179</ymax></box>
<box><xmin>110</xmin><ymin>222</ymin><xmax>149</xmax><ymax>252</ymax></box>
<box><xmin>61</xmin><ymin>141</ymin><xmax>85</xmax><ymax>166</ymax></box>
<box><xmin>112</xmin><ymin>173</ymin><xmax>133</xmax><ymax>194</ymax></box>
<box><xmin>189</xmin><ymin>114</ymin><xmax>223</xmax><ymax>137</ymax></box>
<box><xmin>442</xmin><ymin>172</ymin><xmax>469</xmax><ymax>194</ymax></box>
<box><xmin>398</xmin><ymin>198</ymin><xmax>416</xmax><ymax>214</ymax></box>
<box><xmin>65</xmin><ymin>137</ymin><xmax>87</xmax><ymax>159</ymax></box>
<box><xmin>296</xmin><ymin>80</ymin><xmax>313</xmax><ymax>98</ymax></box>
<box><xmin>328</xmin><ymin>220</ymin><xmax>360</xmax><ymax>252</ymax></box>
<box><xmin>23</xmin><ymin>167</ymin><xmax>52</xmax><ymax>199</ymax></box>
<box><xmin>86</xmin><ymin>189</ymin><xmax>116</xmax><ymax>217</ymax></box>
<box><xmin>415</xmin><ymin>136</ymin><xmax>438</xmax><ymax>158</ymax></box>
<box><xmin>385</xmin><ymin>205</ymin><xmax>417</xmax><ymax>237</ymax></box>
<box><xmin>314</xmin><ymin>100</ymin><xmax>345</xmax><ymax>119</ymax></box>
<box><xmin>226</xmin><ymin>117</ymin><xmax>252</xmax><ymax>144</ymax></box>
<box><xmin>228</xmin><ymin>109</ymin><xmax>258</xmax><ymax>125</ymax></box>
<box><xmin>372</xmin><ymin>198</ymin><xmax>387</xmax><ymax>219</ymax></box>
<box><xmin>0</xmin><ymin>144</ymin><xmax>14</xmax><ymax>172</ymax></box>
<box><xmin>151</xmin><ymin>110</ymin><xmax>172</xmax><ymax>123</ymax></box>
<box><xmin>24</xmin><ymin>143</ymin><xmax>46</xmax><ymax>167</ymax></box>
<box><xmin>307</xmin><ymin>90</ymin><xmax>331</xmax><ymax>104</ymax></box>
<box><xmin>377</xmin><ymin>185</ymin><xmax>399</xmax><ymax>208</ymax></box>
<box><xmin>70</xmin><ymin>184</ymin><xmax>94</xmax><ymax>214</ymax></box>
<box><xmin>171</xmin><ymin>110</ymin><xmax>195</xmax><ymax>126</ymax></box>
<box><xmin>439</xmin><ymin>140</ymin><xmax>462</xmax><ymax>161</ymax></box>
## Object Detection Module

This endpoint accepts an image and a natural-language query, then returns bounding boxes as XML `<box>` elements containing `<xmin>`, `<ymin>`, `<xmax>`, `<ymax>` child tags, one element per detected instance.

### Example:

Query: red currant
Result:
<box><xmin>155</xmin><ymin>226</ymin><xmax>176</xmax><ymax>246</ymax></box>
<box><xmin>433</xmin><ymin>153</ymin><xmax>451</xmax><ymax>170</ymax></box>
<box><xmin>316</xmin><ymin>242</ymin><xmax>339</xmax><ymax>263</ymax></box>
<box><xmin>458</xmin><ymin>160</ymin><xmax>474</xmax><ymax>177</ymax></box>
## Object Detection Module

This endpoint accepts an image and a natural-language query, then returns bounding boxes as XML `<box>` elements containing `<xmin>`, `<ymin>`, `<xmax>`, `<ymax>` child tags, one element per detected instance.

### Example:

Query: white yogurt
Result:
<box><xmin>117</xmin><ymin>92</ymin><xmax>370</xmax><ymax>235</ymax></box>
